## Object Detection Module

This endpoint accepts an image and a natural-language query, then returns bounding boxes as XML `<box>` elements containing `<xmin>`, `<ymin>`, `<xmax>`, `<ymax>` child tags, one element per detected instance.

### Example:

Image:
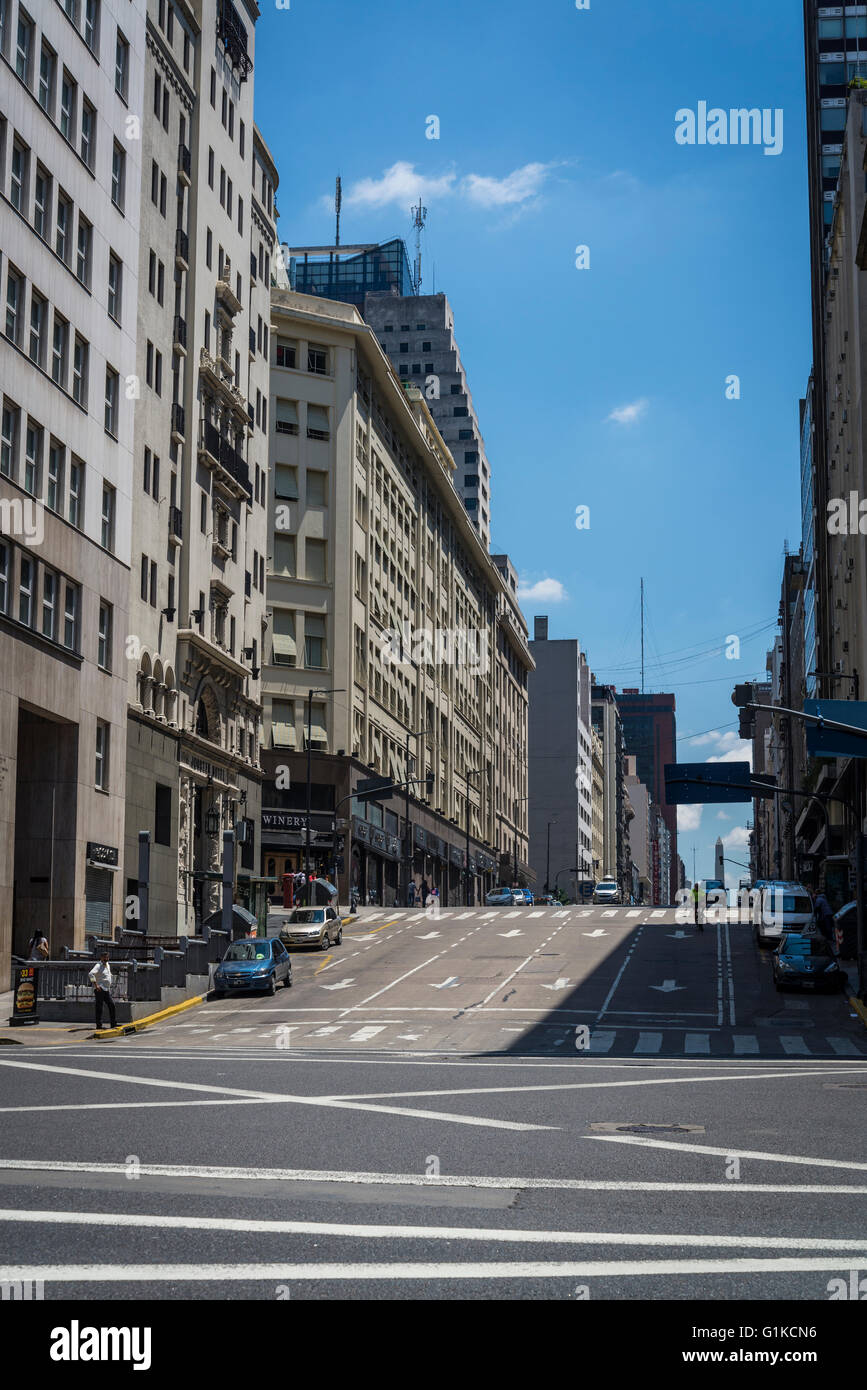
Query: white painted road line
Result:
<box><xmin>685</xmin><ymin>1034</ymin><xmax>710</xmax><ymax>1055</ymax></box>
<box><xmin>828</xmin><ymin>1037</ymin><xmax>861</xmax><ymax>1056</ymax></box>
<box><xmin>733</xmin><ymin>1036</ymin><xmax>760</xmax><ymax>1055</ymax></box>
<box><xmin>781</xmin><ymin>1036</ymin><xmax>811</xmax><ymax>1056</ymax></box>
<box><xmin>4</xmin><ymin>1208</ymin><xmax>867</xmax><ymax>1252</ymax></box>
<box><xmin>634</xmin><ymin>1033</ymin><xmax>663</xmax><ymax>1054</ymax></box>
<box><xmin>348</xmin><ymin>1026</ymin><xmax>386</xmax><ymax>1043</ymax></box>
<box><xmin>6</xmin><ymin>1257</ymin><xmax>867</xmax><ymax>1283</ymax></box>
<box><xmin>587</xmin><ymin>1134</ymin><xmax>867</xmax><ymax>1172</ymax></box>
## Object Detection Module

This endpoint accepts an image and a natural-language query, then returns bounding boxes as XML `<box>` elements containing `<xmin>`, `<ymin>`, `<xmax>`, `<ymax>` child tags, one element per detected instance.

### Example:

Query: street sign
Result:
<box><xmin>356</xmin><ymin>776</ymin><xmax>396</xmax><ymax>798</ymax></box>
<box><xmin>664</xmin><ymin>761</ymin><xmax>753</xmax><ymax>804</ymax></box>
<box><xmin>804</xmin><ymin>699</ymin><xmax>867</xmax><ymax>758</ymax></box>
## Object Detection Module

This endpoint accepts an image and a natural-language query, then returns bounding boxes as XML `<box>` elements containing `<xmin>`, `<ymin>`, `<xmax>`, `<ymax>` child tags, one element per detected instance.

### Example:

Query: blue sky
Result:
<box><xmin>254</xmin><ymin>0</ymin><xmax>810</xmax><ymax>885</ymax></box>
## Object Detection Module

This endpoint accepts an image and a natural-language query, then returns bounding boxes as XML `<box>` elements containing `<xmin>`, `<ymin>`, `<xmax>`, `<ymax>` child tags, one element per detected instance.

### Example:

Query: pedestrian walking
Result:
<box><xmin>814</xmin><ymin>890</ymin><xmax>834</xmax><ymax>942</ymax></box>
<box><xmin>27</xmin><ymin>930</ymin><xmax>49</xmax><ymax>961</ymax></box>
<box><xmin>420</xmin><ymin>878</ymin><xmax>429</xmax><ymax>906</ymax></box>
<box><xmin>407</xmin><ymin>880</ymin><xmax>416</xmax><ymax>908</ymax></box>
<box><xmin>89</xmin><ymin>951</ymin><xmax>117</xmax><ymax>1030</ymax></box>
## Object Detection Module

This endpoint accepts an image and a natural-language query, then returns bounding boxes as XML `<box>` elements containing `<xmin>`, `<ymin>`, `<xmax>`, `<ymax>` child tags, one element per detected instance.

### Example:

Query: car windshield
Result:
<box><xmin>597</xmin><ymin>883</ymin><xmax>616</xmax><ymax>891</ymax></box>
<box><xmin>223</xmin><ymin>942</ymin><xmax>270</xmax><ymax>961</ymax></box>
<box><xmin>782</xmin><ymin>936</ymin><xmax>833</xmax><ymax>958</ymax></box>
<box><xmin>289</xmin><ymin>909</ymin><xmax>324</xmax><ymax>923</ymax></box>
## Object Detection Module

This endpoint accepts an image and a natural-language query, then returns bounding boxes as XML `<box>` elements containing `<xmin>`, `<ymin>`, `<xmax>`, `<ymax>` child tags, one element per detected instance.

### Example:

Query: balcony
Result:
<box><xmin>216</xmin><ymin>260</ymin><xmax>242</xmax><ymax>317</ymax></box>
<box><xmin>173</xmin><ymin>315</ymin><xmax>187</xmax><ymax>355</ymax></box>
<box><xmin>171</xmin><ymin>403</ymin><xmax>186</xmax><ymax>444</ymax></box>
<box><xmin>178</xmin><ymin>143</ymin><xmax>191</xmax><ymax>186</ymax></box>
<box><xmin>175</xmin><ymin>228</ymin><xmax>189</xmax><ymax>271</ymax></box>
<box><xmin>198</xmin><ymin>419</ymin><xmax>252</xmax><ymax>502</ymax></box>
<box><xmin>217</xmin><ymin>0</ymin><xmax>253</xmax><ymax>82</ymax></box>
<box><xmin>168</xmin><ymin>504</ymin><xmax>183</xmax><ymax>547</ymax></box>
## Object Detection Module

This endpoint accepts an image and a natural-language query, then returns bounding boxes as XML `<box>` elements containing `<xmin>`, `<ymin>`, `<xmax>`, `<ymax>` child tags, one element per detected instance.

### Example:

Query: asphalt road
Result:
<box><xmin>1</xmin><ymin>904</ymin><xmax>866</xmax><ymax>1301</ymax></box>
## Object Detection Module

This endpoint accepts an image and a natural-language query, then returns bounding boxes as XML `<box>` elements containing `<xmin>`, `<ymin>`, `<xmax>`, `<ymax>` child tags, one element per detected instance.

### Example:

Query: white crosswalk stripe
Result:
<box><xmin>827</xmin><ymin>1036</ymin><xmax>861</xmax><ymax>1056</ymax></box>
<box><xmin>684</xmin><ymin>1033</ymin><xmax>710</xmax><ymax>1054</ymax></box>
<box><xmin>780</xmin><ymin>1035</ymin><xmax>811</xmax><ymax>1055</ymax></box>
<box><xmin>732</xmin><ymin>1035</ymin><xmax>760</xmax><ymax>1055</ymax></box>
<box><xmin>347</xmin><ymin>1026</ymin><xmax>386</xmax><ymax>1042</ymax></box>
<box><xmin>634</xmin><ymin>1032</ymin><xmax>663</xmax><ymax>1054</ymax></box>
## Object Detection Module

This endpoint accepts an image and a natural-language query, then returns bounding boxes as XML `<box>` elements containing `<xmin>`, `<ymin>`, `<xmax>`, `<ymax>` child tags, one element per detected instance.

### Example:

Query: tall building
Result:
<box><xmin>0</xmin><ymin>0</ymin><xmax>146</xmax><ymax>974</ymax></box>
<box><xmin>123</xmin><ymin>0</ymin><xmax>277</xmax><ymax>932</ymax></box>
<box><xmin>623</xmin><ymin>757</ymin><xmax>652</xmax><ymax>903</ymax></box>
<box><xmin>260</xmin><ymin>288</ymin><xmax>532</xmax><ymax>906</ymax></box>
<box><xmin>591</xmin><ymin>681</ymin><xmax>629</xmax><ymax>895</ymax></box>
<box><xmin>528</xmin><ymin>619</ymin><xmax>594</xmax><ymax>898</ymax></box>
<box><xmin>590</xmin><ymin>725</ymin><xmax>605</xmax><ymax>881</ymax></box>
<box><xmin>615</xmin><ymin>688</ymin><xmax>678</xmax><ymax>902</ymax></box>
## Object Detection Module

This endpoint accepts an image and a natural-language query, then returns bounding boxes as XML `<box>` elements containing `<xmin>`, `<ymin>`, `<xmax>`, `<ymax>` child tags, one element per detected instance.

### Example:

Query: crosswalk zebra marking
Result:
<box><xmin>348</xmin><ymin>1025</ymin><xmax>386</xmax><ymax>1042</ymax></box>
<box><xmin>587</xmin><ymin>1031</ymin><xmax>616</xmax><ymax>1054</ymax></box>
<box><xmin>780</xmin><ymin>1035</ymin><xmax>811</xmax><ymax>1055</ymax></box>
<box><xmin>634</xmin><ymin>1032</ymin><xmax>663</xmax><ymax>1054</ymax></box>
<box><xmin>733</xmin><ymin>1035</ymin><xmax>760</xmax><ymax>1055</ymax></box>
<box><xmin>827</xmin><ymin>1037</ymin><xmax>861</xmax><ymax>1056</ymax></box>
<box><xmin>685</xmin><ymin>1034</ymin><xmax>710</xmax><ymax>1054</ymax></box>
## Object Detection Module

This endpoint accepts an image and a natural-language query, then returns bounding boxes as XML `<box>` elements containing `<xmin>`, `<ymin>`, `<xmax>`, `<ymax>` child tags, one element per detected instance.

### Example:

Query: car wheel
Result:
<box><xmin>266</xmin><ymin>976</ymin><xmax>276</xmax><ymax>996</ymax></box>
<box><xmin>284</xmin><ymin>972</ymin><xmax>293</xmax><ymax>989</ymax></box>
<box><xmin>335</xmin><ymin>927</ymin><xmax>342</xmax><ymax>945</ymax></box>
<box><xmin>321</xmin><ymin>933</ymin><xmax>330</xmax><ymax>950</ymax></box>
<box><xmin>213</xmin><ymin>990</ymin><xmax>225</xmax><ymax>1000</ymax></box>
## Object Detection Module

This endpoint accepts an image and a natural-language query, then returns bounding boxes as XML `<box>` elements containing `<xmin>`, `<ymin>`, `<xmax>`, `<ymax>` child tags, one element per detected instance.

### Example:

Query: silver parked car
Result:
<box><xmin>278</xmin><ymin>905</ymin><xmax>342</xmax><ymax>950</ymax></box>
<box><xmin>592</xmin><ymin>880</ymin><xmax>621</xmax><ymax>905</ymax></box>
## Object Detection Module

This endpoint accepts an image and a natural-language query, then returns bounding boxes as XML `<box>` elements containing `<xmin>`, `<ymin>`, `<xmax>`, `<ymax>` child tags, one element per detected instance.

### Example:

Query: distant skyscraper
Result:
<box><xmin>615</xmin><ymin>689</ymin><xmax>678</xmax><ymax>903</ymax></box>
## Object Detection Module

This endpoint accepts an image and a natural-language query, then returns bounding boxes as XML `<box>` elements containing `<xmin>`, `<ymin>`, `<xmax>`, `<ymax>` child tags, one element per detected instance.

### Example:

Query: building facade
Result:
<box><xmin>123</xmin><ymin>0</ymin><xmax>276</xmax><ymax>932</ymax></box>
<box><xmin>590</xmin><ymin>724</ymin><xmax>604</xmax><ymax>881</ymax></box>
<box><xmin>0</xmin><ymin>0</ymin><xmax>147</xmax><ymax>971</ymax></box>
<box><xmin>591</xmin><ymin>681</ymin><xmax>629</xmax><ymax>894</ymax></box>
<box><xmin>260</xmin><ymin>288</ymin><xmax>532</xmax><ymax>906</ymax></box>
<box><xmin>615</xmin><ymin>688</ymin><xmax>678</xmax><ymax>902</ymax></box>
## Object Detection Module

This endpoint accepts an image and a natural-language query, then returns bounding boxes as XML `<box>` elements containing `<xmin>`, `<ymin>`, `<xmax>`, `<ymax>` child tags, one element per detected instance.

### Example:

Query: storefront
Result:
<box><xmin>262</xmin><ymin>809</ymin><xmax>337</xmax><ymax>902</ymax></box>
<box><xmin>351</xmin><ymin>816</ymin><xmax>402</xmax><ymax>905</ymax></box>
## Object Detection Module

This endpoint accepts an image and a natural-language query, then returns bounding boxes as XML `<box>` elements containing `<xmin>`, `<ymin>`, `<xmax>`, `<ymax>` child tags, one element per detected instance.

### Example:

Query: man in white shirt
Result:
<box><xmin>88</xmin><ymin>951</ymin><xmax>117</xmax><ymax>1030</ymax></box>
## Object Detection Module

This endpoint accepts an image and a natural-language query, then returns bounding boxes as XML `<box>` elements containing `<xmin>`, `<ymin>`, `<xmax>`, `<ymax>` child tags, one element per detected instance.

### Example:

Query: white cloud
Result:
<box><xmin>717</xmin><ymin>811</ymin><xmax>730</xmax><ymax>820</ymax></box>
<box><xmin>461</xmin><ymin>162</ymin><xmax>555</xmax><ymax>207</ymax></box>
<box><xmin>341</xmin><ymin>162</ymin><xmax>457</xmax><ymax>210</ymax></box>
<box><xmin>678</xmin><ymin>805</ymin><xmax>703</xmax><ymax>832</ymax></box>
<box><xmin>722</xmin><ymin>826</ymin><xmax>750</xmax><ymax>851</ymax></box>
<box><xmin>517</xmin><ymin>577</ymin><xmax>568</xmax><ymax>603</ymax></box>
<box><xmin>606</xmin><ymin>398</ymin><xmax>648</xmax><ymax>426</ymax></box>
<box><xmin>688</xmin><ymin>729</ymin><xmax>752</xmax><ymax>766</ymax></box>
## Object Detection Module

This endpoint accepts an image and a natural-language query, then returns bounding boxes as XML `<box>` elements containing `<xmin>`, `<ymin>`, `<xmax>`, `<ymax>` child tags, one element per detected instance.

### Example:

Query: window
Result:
<box><xmin>68</xmin><ymin>458</ymin><xmax>82</xmax><ymax>526</ymax></box>
<box><xmin>0</xmin><ymin>402</ymin><xmax>17</xmax><ymax>477</ymax></box>
<box><xmin>140</xmin><ymin>553</ymin><xmax>148</xmax><ymax>600</ymax></box>
<box><xmin>104</xmin><ymin>367</ymin><xmax>118</xmax><ymax>435</ymax></box>
<box><xmin>39</xmin><ymin>42</ymin><xmax>55</xmax><ymax>112</ymax></box>
<box><xmin>162</xmin><ymin>86</ymin><xmax>169</xmax><ymax>131</ymax></box>
<box><xmin>71</xmin><ymin>335</ymin><xmax>88</xmax><ymax>407</ymax></box>
<box><xmin>271</xmin><ymin>700</ymin><xmax>295</xmax><ymax>748</ymax></box>
<box><xmin>307</xmin><ymin>470</ymin><xmax>327</xmax><ymax>506</ymax></box>
<box><xmin>307</xmin><ymin>345</ymin><xmax>328</xmax><ymax>375</ymax></box>
<box><xmin>62</xmin><ymin>580</ymin><xmax>79</xmax><ymax>649</ymax></box>
<box><xmin>422</xmin><ymin>341</ymin><xmax>432</xmax><ymax>352</ymax></box>
<box><xmin>219</xmin><ymin>167</ymin><xmax>225</xmax><ymax>206</ymax></box>
<box><xmin>115</xmin><ymin>30</ymin><xmax>128</xmax><ymax>98</ymax></box>
<box><xmin>52</xmin><ymin>314</ymin><xmax>68</xmax><ymax>386</ymax></box>
<box><xmin>458</xmin><ymin>428</ymin><xmax>473</xmax><ymax>440</ymax></box>
<box><xmin>399</xmin><ymin>341</ymin><xmax>408</xmax><ymax>352</ymax></box>
<box><xmin>210</xmin><ymin>66</ymin><xmax>216</xmax><ymax>106</ymax></box>
<box><xmin>80</xmin><ymin>99</ymin><xmax>95</xmax><ymax>168</ymax></box>
<box><xmin>5</xmin><ymin>269</ymin><xmax>21</xmax><ymax>343</ymax></box>
<box><xmin>150</xmin><ymin>160</ymin><xmax>158</xmax><ymax>205</ymax></box>
<box><xmin>111</xmin><ymin>143</ymin><xmax>125</xmax><ymax>210</ymax></box>
<box><xmin>107</xmin><ymin>253</ymin><xmax>121</xmax><ymax>321</ymax></box>
<box><xmin>237</xmin><ymin>196</ymin><xmax>243</xmax><ymax>234</ymax></box>
<box><xmin>76</xmin><ymin>216</ymin><xmax>91</xmax><ymax>285</ymax></box>
<box><xmin>25</xmin><ymin>293</ymin><xmax>44</xmax><ymax>368</ymax></box>
<box><xmin>276</xmin><ymin>338</ymin><xmax>296</xmax><ymax>368</ymax></box>
<box><xmin>239</xmin><ymin>120</ymin><xmax>245</xmax><ymax>157</ymax></box>
<box><xmin>33</xmin><ymin>166</ymin><xmax>50</xmax><ymax>239</ymax></box>
<box><xmin>83</xmin><ymin>0</ymin><xmax>98</xmax><ymax>52</ymax></box>
<box><xmin>95</xmin><ymin>721</ymin><xmax>109</xmax><ymax>790</ymax></box>
<box><xmin>101</xmin><ymin>483</ymin><xmax>114</xmax><ymax>550</ymax></box>
<box><xmin>305</xmin><ymin>538</ymin><xmax>326</xmax><ymax>583</ymax></box>
<box><xmin>24</xmin><ymin>419</ymin><xmax>41</xmax><ymax>494</ymax></box>
<box><xmin>273</xmin><ymin>535</ymin><xmax>296</xmax><ymax>576</ymax></box>
<box><xmin>0</xmin><ymin>543</ymin><xmax>7</xmax><ymax>615</ymax></box>
<box><xmin>153</xmin><ymin>71</ymin><xmax>161</xmax><ymax>118</ymax></box>
<box><xmin>41</xmin><ymin>569</ymin><xmax>56</xmax><ymax>640</ymax></box>
<box><xmin>15</xmin><ymin>10</ymin><xmax>32</xmax><ymax>83</ymax></box>
<box><xmin>97</xmin><ymin>600</ymin><xmax>112</xmax><ymax>669</ymax></box>
<box><xmin>18</xmin><ymin>555</ymin><xmax>33</xmax><ymax>626</ymax></box>
<box><xmin>155</xmin><ymin>784</ymin><xmax>171</xmax><ymax>845</ymax></box>
<box><xmin>208</xmin><ymin>148</ymin><xmax>214</xmax><ymax>188</ymax></box>
<box><xmin>10</xmin><ymin>141</ymin><xmax>26</xmax><ymax>212</ymax></box>
<box><xmin>56</xmin><ymin>192</ymin><xmax>71</xmax><ymax>263</ymax></box>
<box><xmin>47</xmin><ymin>441</ymin><xmax>63</xmax><ymax>512</ymax></box>
<box><xmin>274</xmin><ymin>463</ymin><xmax>298</xmax><ymax>499</ymax></box>
<box><xmin>271</xmin><ymin>609</ymin><xmax>296</xmax><ymax>666</ymax></box>
<box><xmin>275</xmin><ymin>399</ymin><xmax>299</xmax><ymax>435</ymax></box>
<box><xmin>206</xmin><ymin>228</ymin><xmax>212</xmax><ymax>268</ymax></box>
<box><xmin>304</xmin><ymin>614</ymin><xmax>326</xmax><ymax>668</ymax></box>
<box><xmin>306</xmin><ymin>404</ymin><xmax>330</xmax><ymax>441</ymax></box>
<box><xmin>60</xmin><ymin>72</ymin><xmax>76</xmax><ymax>142</ymax></box>
<box><xmin>454</xmin><ymin>406</ymin><xmax>469</xmax><ymax>417</ymax></box>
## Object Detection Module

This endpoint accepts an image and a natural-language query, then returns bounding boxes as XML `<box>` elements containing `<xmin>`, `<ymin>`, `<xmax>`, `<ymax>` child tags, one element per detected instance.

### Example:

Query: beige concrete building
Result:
<box><xmin>261</xmin><ymin>289</ymin><xmax>532</xmax><ymax>906</ymax></box>
<box><xmin>123</xmin><ymin>0</ymin><xmax>276</xmax><ymax>931</ymax></box>
<box><xmin>0</xmin><ymin>0</ymin><xmax>147</xmax><ymax>971</ymax></box>
<box><xmin>591</xmin><ymin>725</ymin><xmax>604</xmax><ymax>880</ymax></box>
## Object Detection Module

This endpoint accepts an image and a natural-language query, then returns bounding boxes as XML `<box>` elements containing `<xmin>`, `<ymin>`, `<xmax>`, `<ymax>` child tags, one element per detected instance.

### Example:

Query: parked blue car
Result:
<box><xmin>213</xmin><ymin>937</ymin><xmax>293</xmax><ymax>998</ymax></box>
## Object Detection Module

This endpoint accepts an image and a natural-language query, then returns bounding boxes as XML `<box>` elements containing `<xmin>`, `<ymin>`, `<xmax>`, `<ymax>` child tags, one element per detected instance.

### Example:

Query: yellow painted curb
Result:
<box><xmin>849</xmin><ymin>995</ymin><xmax>867</xmax><ymax>1030</ymax></box>
<box><xmin>92</xmin><ymin>993</ymin><xmax>206</xmax><ymax>1041</ymax></box>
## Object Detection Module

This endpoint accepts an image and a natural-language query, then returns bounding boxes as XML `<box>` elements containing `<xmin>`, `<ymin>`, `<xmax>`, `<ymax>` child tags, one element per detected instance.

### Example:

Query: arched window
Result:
<box><xmin>196</xmin><ymin>700</ymin><xmax>210</xmax><ymax>739</ymax></box>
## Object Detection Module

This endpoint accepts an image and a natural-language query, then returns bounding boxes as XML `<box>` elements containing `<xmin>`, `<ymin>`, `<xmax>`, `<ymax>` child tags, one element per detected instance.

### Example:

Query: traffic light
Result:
<box><xmin>732</xmin><ymin>683</ymin><xmax>753</xmax><ymax>708</ymax></box>
<box><xmin>738</xmin><ymin>708</ymin><xmax>755</xmax><ymax>739</ymax></box>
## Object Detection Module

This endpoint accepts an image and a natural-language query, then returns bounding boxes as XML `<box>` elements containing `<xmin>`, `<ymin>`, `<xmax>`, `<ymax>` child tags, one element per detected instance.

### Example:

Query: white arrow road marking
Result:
<box><xmin>396</xmin><ymin>1034</ymin><xmax>422</xmax><ymax>1041</ymax></box>
<box><xmin>320</xmin><ymin>979</ymin><xmax>357</xmax><ymax>991</ymax></box>
<box><xmin>416</xmin><ymin>932</ymin><xmax>441</xmax><ymax>940</ymax></box>
<box><xmin>667</xmin><ymin>931</ymin><xmax>689</xmax><ymax>940</ymax></box>
<box><xmin>498</xmin><ymin>930</ymin><xmax>524</xmax><ymax>938</ymax></box>
<box><xmin>348</xmin><ymin>1026</ymin><xmax>386</xmax><ymax>1042</ymax></box>
<box><xmin>540</xmin><ymin>979</ymin><xmax>571</xmax><ymax>991</ymax></box>
<box><xmin>649</xmin><ymin>980</ymin><xmax>685</xmax><ymax>993</ymax></box>
<box><xmin>583</xmin><ymin>929</ymin><xmax>608</xmax><ymax>938</ymax></box>
<box><xmin>431</xmin><ymin>977</ymin><xmax>460</xmax><ymax>990</ymax></box>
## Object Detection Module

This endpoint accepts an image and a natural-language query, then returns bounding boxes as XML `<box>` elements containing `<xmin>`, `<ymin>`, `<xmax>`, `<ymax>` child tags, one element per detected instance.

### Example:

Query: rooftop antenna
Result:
<box><xmin>640</xmin><ymin>577</ymin><xmax>645</xmax><ymax>694</ymax></box>
<box><xmin>411</xmin><ymin>198</ymin><xmax>427</xmax><ymax>294</ymax></box>
<box><xmin>335</xmin><ymin>176</ymin><xmax>342</xmax><ymax>249</ymax></box>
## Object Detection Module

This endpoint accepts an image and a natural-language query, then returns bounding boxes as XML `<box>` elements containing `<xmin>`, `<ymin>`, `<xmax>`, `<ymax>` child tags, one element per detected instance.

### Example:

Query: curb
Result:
<box><xmin>848</xmin><ymin>995</ymin><xmax>867</xmax><ymax>1030</ymax></box>
<box><xmin>91</xmin><ymin>993</ymin><xmax>206</xmax><ymax>1041</ymax></box>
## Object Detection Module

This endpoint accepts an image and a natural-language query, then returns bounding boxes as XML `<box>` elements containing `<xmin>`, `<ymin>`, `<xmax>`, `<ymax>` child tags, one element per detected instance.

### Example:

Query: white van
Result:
<box><xmin>755</xmin><ymin>881</ymin><xmax>814</xmax><ymax>947</ymax></box>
